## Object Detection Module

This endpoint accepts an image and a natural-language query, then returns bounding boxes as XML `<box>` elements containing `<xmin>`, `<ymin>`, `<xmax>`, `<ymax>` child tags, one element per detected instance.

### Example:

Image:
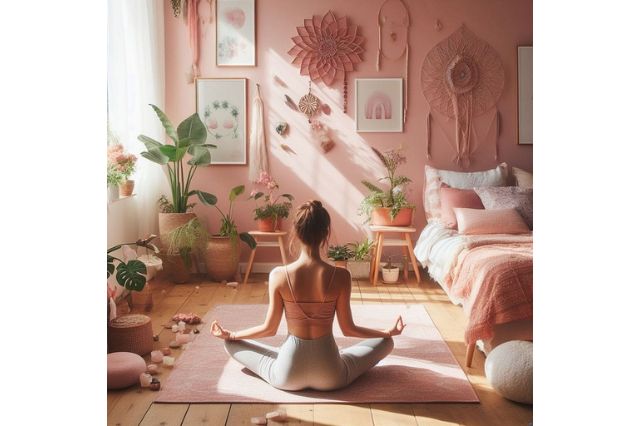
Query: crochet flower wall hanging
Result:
<box><xmin>421</xmin><ymin>25</ymin><xmax>504</xmax><ymax>167</ymax></box>
<box><xmin>288</xmin><ymin>11</ymin><xmax>365</xmax><ymax>113</ymax></box>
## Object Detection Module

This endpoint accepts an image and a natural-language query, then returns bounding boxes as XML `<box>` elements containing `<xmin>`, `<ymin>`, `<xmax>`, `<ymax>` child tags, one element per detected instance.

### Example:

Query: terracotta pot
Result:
<box><xmin>333</xmin><ymin>260</ymin><xmax>348</xmax><ymax>269</ymax></box>
<box><xmin>371</xmin><ymin>207</ymin><xmax>414</xmax><ymax>227</ymax></box>
<box><xmin>205</xmin><ymin>236</ymin><xmax>240</xmax><ymax>281</ymax></box>
<box><xmin>257</xmin><ymin>217</ymin><xmax>283</xmax><ymax>232</ymax></box>
<box><xmin>119</xmin><ymin>180</ymin><xmax>135</xmax><ymax>197</ymax></box>
<box><xmin>130</xmin><ymin>283</ymin><xmax>153</xmax><ymax>312</ymax></box>
<box><xmin>158</xmin><ymin>212</ymin><xmax>197</xmax><ymax>235</ymax></box>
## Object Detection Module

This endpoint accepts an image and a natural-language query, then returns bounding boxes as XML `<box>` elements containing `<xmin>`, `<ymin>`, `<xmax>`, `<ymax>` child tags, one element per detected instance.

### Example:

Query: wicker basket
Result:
<box><xmin>108</xmin><ymin>314</ymin><xmax>153</xmax><ymax>356</ymax></box>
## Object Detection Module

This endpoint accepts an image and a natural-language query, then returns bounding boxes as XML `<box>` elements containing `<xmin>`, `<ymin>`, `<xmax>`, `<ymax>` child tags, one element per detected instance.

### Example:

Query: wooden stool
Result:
<box><xmin>369</xmin><ymin>225</ymin><xmax>421</xmax><ymax>286</ymax></box>
<box><xmin>243</xmin><ymin>231</ymin><xmax>288</xmax><ymax>284</ymax></box>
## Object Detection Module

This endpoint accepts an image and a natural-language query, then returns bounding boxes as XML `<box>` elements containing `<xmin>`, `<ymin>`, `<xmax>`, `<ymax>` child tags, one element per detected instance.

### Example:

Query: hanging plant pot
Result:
<box><xmin>371</xmin><ymin>207</ymin><xmax>414</xmax><ymax>226</ymax></box>
<box><xmin>257</xmin><ymin>217</ymin><xmax>283</xmax><ymax>232</ymax></box>
<box><xmin>119</xmin><ymin>180</ymin><xmax>135</xmax><ymax>197</ymax></box>
<box><xmin>205</xmin><ymin>236</ymin><xmax>241</xmax><ymax>281</ymax></box>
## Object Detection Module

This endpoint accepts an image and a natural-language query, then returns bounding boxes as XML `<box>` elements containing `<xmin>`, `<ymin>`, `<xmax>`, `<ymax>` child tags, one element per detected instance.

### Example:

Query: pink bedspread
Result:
<box><xmin>443</xmin><ymin>235</ymin><xmax>533</xmax><ymax>345</ymax></box>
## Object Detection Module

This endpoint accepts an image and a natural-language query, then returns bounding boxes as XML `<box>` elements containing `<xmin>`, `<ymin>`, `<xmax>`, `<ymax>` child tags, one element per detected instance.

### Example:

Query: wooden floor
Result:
<box><xmin>108</xmin><ymin>271</ymin><xmax>532</xmax><ymax>426</ymax></box>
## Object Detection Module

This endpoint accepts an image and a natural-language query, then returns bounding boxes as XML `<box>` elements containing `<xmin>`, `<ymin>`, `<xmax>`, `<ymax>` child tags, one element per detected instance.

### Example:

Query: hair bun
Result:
<box><xmin>310</xmin><ymin>200</ymin><xmax>323</xmax><ymax>208</ymax></box>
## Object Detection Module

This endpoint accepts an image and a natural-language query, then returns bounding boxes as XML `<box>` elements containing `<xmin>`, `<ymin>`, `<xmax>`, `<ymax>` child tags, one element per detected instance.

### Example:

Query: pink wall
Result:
<box><xmin>163</xmin><ymin>0</ymin><xmax>532</xmax><ymax>261</ymax></box>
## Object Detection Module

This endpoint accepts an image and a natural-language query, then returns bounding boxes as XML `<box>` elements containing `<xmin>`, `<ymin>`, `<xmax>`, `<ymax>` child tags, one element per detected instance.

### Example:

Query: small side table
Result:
<box><xmin>243</xmin><ymin>231</ymin><xmax>288</xmax><ymax>284</ymax></box>
<box><xmin>369</xmin><ymin>225</ymin><xmax>421</xmax><ymax>286</ymax></box>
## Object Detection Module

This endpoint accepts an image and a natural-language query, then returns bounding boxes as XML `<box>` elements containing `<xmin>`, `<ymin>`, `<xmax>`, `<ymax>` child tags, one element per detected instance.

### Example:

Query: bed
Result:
<box><xmin>414</xmin><ymin>164</ymin><xmax>533</xmax><ymax>366</ymax></box>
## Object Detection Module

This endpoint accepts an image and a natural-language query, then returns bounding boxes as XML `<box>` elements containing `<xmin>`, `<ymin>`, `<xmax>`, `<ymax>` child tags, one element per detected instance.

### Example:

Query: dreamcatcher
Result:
<box><xmin>288</xmin><ymin>11</ymin><xmax>365</xmax><ymax>113</ymax></box>
<box><xmin>421</xmin><ymin>25</ymin><xmax>504</xmax><ymax>166</ymax></box>
<box><xmin>298</xmin><ymin>81</ymin><xmax>321</xmax><ymax>123</ymax></box>
<box><xmin>376</xmin><ymin>0</ymin><xmax>410</xmax><ymax>123</ymax></box>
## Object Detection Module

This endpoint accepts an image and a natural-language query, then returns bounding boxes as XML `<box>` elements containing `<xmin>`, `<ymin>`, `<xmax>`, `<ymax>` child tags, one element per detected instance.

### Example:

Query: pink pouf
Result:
<box><xmin>107</xmin><ymin>352</ymin><xmax>147</xmax><ymax>390</ymax></box>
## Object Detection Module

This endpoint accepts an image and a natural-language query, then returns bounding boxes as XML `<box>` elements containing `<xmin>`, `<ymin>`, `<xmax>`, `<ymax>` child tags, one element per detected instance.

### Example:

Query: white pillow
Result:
<box><xmin>423</xmin><ymin>163</ymin><xmax>508</xmax><ymax>221</ymax></box>
<box><xmin>512</xmin><ymin>167</ymin><xmax>533</xmax><ymax>188</ymax></box>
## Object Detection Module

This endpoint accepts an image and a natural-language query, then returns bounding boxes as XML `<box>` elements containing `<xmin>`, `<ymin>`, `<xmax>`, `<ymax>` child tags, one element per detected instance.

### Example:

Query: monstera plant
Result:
<box><xmin>138</xmin><ymin>104</ymin><xmax>218</xmax><ymax>213</ymax></box>
<box><xmin>107</xmin><ymin>236</ymin><xmax>159</xmax><ymax>291</ymax></box>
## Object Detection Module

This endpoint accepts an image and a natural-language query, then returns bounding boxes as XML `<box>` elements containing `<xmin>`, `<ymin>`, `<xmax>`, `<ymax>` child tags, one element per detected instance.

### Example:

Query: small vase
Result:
<box><xmin>119</xmin><ymin>180</ymin><xmax>135</xmax><ymax>197</ymax></box>
<box><xmin>382</xmin><ymin>266</ymin><xmax>400</xmax><ymax>283</ymax></box>
<box><xmin>108</xmin><ymin>185</ymin><xmax>120</xmax><ymax>202</ymax></box>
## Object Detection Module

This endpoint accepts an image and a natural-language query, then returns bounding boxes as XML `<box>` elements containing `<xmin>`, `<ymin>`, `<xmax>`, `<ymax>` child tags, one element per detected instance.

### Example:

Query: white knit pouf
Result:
<box><xmin>485</xmin><ymin>340</ymin><xmax>533</xmax><ymax>404</ymax></box>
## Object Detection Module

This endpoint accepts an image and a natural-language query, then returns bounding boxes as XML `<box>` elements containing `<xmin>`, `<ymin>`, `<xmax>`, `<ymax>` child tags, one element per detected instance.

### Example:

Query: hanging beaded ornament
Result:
<box><xmin>298</xmin><ymin>81</ymin><xmax>320</xmax><ymax>123</ymax></box>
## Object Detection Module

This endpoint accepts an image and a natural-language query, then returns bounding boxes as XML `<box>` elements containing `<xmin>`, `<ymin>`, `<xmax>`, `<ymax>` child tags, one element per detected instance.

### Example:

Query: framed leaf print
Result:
<box><xmin>216</xmin><ymin>0</ymin><xmax>256</xmax><ymax>66</ymax></box>
<box><xmin>196</xmin><ymin>78</ymin><xmax>248</xmax><ymax>165</ymax></box>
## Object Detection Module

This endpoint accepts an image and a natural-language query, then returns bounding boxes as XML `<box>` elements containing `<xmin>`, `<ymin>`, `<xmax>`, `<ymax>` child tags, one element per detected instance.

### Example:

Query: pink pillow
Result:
<box><xmin>454</xmin><ymin>208</ymin><xmax>531</xmax><ymax>235</ymax></box>
<box><xmin>439</xmin><ymin>187</ymin><xmax>484</xmax><ymax>229</ymax></box>
<box><xmin>474</xmin><ymin>186</ymin><xmax>533</xmax><ymax>229</ymax></box>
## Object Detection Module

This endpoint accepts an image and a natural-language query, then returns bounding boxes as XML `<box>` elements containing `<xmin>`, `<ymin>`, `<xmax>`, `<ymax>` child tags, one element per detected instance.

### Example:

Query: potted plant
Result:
<box><xmin>107</xmin><ymin>235</ymin><xmax>159</xmax><ymax>317</ymax></box>
<box><xmin>381</xmin><ymin>255</ymin><xmax>401</xmax><ymax>284</ymax></box>
<box><xmin>327</xmin><ymin>244</ymin><xmax>354</xmax><ymax>269</ymax></box>
<box><xmin>160</xmin><ymin>213</ymin><xmax>209</xmax><ymax>283</ymax></box>
<box><xmin>138</xmin><ymin>105</ymin><xmax>217</xmax><ymax>280</ymax></box>
<box><xmin>347</xmin><ymin>239</ymin><xmax>375</xmax><ymax>279</ymax></box>
<box><xmin>107</xmin><ymin>143</ymin><xmax>138</xmax><ymax>197</ymax></box>
<box><xmin>248</xmin><ymin>172</ymin><xmax>294</xmax><ymax>232</ymax></box>
<box><xmin>359</xmin><ymin>148</ymin><xmax>414</xmax><ymax>226</ymax></box>
<box><xmin>204</xmin><ymin>185</ymin><xmax>257</xmax><ymax>281</ymax></box>
<box><xmin>107</xmin><ymin>162</ymin><xmax>123</xmax><ymax>202</ymax></box>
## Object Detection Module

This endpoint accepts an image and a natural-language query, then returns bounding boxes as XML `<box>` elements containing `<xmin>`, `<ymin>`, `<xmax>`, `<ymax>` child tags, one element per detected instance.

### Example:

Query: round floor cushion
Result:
<box><xmin>485</xmin><ymin>340</ymin><xmax>533</xmax><ymax>404</ymax></box>
<box><xmin>107</xmin><ymin>352</ymin><xmax>146</xmax><ymax>390</ymax></box>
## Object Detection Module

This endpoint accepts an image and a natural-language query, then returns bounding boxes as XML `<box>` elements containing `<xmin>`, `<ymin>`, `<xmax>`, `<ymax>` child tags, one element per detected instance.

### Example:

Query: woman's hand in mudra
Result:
<box><xmin>210</xmin><ymin>320</ymin><xmax>233</xmax><ymax>340</ymax></box>
<box><xmin>386</xmin><ymin>316</ymin><xmax>406</xmax><ymax>337</ymax></box>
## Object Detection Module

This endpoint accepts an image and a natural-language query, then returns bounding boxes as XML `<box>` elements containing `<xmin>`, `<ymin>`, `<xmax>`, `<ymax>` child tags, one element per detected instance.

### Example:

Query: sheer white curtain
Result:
<box><xmin>108</xmin><ymin>0</ymin><xmax>168</xmax><ymax>237</ymax></box>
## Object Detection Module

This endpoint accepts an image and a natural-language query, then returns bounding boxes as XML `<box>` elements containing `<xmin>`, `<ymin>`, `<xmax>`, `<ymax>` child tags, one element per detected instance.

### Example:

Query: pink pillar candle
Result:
<box><xmin>150</xmin><ymin>350</ymin><xmax>164</xmax><ymax>363</ymax></box>
<box><xmin>139</xmin><ymin>373</ymin><xmax>152</xmax><ymax>388</ymax></box>
<box><xmin>162</xmin><ymin>356</ymin><xmax>175</xmax><ymax>367</ymax></box>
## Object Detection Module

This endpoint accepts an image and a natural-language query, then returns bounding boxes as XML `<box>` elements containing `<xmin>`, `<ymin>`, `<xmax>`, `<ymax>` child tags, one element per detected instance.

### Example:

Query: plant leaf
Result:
<box><xmin>177</xmin><ymin>112</ymin><xmax>207</xmax><ymax>147</ymax></box>
<box><xmin>250</xmin><ymin>191</ymin><xmax>264</xmax><ymax>200</ymax></box>
<box><xmin>115</xmin><ymin>260</ymin><xmax>147</xmax><ymax>291</ymax></box>
<box><xmin>239</xmin><ymin>232</ymin><xmax>257</xmax><ymax>250</ymax></box>
<box><xmin>361</xmin><ymin>180</ymin><xmax>384</xmax><ymax>193</ymax></box>
<box><xmin>187</xmin><ymin>144</ymin><xmax>215</xmax><ymax>165</ymax></box>
<box><xmin>195</xmin><ymin>190</ymin><xmax>217</xmax><ymax>206</ymax></box>
<box><xmin>159</xmin><ymin>145</ymin><xmax>177</xmax><ymax>161</ymax></box>
<box><xmin>229</xmin><ymin>185</ymin><xmax>245</xmax><ymax>201</ymax></box>
<box><xmin>371</xmin><ymin>147</ymin><xmax>387</xmax><ymax>165</ymax></box>
<box><xmin>150</xmin><ymin>104</ymin><xmax>179</xmax><ymax>144</ymax></box>
<box><xmin>137</xmin><ymin>135</ymin><xmax>163</xmax><ymax>151</ymax></box>
<box><xmin>107</xmin><ymin>256</ymin><xmax>115</xmax><ymax>278</ymax></box>
<box><xmin>140</xmin><ymin>149</ymin><xmax>170</xmax><ymax>165</ymax></box>
<box><xmin>281</xmin><ymin>193</ymin><xmax>294</xmax><ymax>201</ymax></box>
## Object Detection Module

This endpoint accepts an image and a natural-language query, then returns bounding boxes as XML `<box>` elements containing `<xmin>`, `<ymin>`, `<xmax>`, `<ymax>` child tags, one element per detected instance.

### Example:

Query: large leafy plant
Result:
<box><xmin>348</xmin><ymin>239</ymin><xmax>375</xmax><ymax>261</ymax></box>
<box><xmin>138</xmin><ymin>105</ymin><xmax>218</xmax><ymax>213</ymax></box>
<box><xmin>359</xmin><ymin>147</ymin><xmax>413</xmax><ymax>221</ymax></box>
<box><xmin>213</xmin><ymin>185</ymin><xmax>257</xmax><ymax>249</ymax></box>
<box><xmin>107</xmin><ymin>236</ymin><xmax>159</xmax><ymax>292</ymax></box>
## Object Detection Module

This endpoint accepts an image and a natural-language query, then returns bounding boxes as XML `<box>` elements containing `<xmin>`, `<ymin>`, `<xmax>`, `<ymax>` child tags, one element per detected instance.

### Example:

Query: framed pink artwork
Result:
<box><xmin>216</xmin><ymin>0</ymin><xmax>256</xmax><ymax>66</ymax></box>
<box><xmin>355</xmin><ymin>78</ymin><xmax>404</xmax><ymax>133</ymax></box>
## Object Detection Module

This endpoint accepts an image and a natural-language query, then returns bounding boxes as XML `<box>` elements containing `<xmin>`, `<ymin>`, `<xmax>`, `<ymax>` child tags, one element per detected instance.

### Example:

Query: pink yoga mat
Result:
<box><xmin>155</xmin><ymin>304</ymin><xmax>479</xmax><ymax>403</ymax></box>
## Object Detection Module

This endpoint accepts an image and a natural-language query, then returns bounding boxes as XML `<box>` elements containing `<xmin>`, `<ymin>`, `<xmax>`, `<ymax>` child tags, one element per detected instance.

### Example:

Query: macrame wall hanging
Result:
<box><xmin>376</xmin><ymin>0</ymin><xmax>410</xmax><ymax>123</ymax></box>
<box><xmin>171</xmin><ymin>0</ymin><xmax>214</xmax><ymax>84</ymax></box>
<box><xmin>298</xmin><ymin>81</ymin><xmax>321</xmax><ymax>123</ymax></box>
<box><xmin>248</xmin><ymin>83</ymin><xmax>269</xmax><ymax>182</ymax></box>
<box><xmin>288</xmin><ymin>11</ymin><xmax>365</xmax><ymax>113</ymax></box>
<box><xmin>421</xmin><ymin>25</ymin><xmax>504</xmax><ymax>167</ymax></box>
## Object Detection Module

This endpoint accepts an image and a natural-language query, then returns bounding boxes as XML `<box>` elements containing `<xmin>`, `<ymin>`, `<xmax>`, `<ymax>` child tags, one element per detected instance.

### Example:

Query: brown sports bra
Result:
<box><xmin>283</xmin><ymin>265</ymin><xmax>337</xmax><ymax>327</ymax></box>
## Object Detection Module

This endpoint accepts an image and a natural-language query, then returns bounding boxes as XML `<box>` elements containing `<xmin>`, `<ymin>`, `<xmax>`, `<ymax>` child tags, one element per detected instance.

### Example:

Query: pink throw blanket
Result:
<box><xmin>443</xmin><ymin>236</ymin><xmax>533</xmax><ymax>345</ymax></box>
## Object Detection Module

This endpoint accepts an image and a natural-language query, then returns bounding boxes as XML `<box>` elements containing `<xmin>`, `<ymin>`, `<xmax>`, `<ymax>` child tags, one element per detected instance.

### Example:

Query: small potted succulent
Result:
<box><xmin>204</xmin><ymin>185</ymin><xmax>257</xmax><ymax>281</ymax></box>
<box><xmin>248</xmin><ymin>172</ymin><xmax>294</xmax><ymax>232</ymax></box>
<box><xmin>347</xmin><ymin>239</ymin><xmax>375</xmax><ymax>279</ymax></box>
<box><xmin>381</xmin><ymin>255</ymin><xmax>401</xmax><ymax>284</ymax></box>
<box><xmin>327</xmin><ymin>244</ymin><xmax>354</xmax><ymax>269</ymax></box>
<box><xmin>359</xmin><ymin>147</ymin><xmax>414</xmax><ymax>226</ymax></box>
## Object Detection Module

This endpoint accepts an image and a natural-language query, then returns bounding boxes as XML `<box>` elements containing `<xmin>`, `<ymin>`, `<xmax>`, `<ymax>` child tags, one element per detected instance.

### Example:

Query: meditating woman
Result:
<box><xmin>211</xmin><ymin>200</ymin><xmax>406</xmax><ymax>391</ymax></box>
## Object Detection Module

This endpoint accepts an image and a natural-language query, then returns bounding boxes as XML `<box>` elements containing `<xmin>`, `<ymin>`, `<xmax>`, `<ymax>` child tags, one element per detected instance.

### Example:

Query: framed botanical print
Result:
<box><xmin>196</xmin><ymin>78</ymin><xmax>247</xmax><ymax>165</ymax></box>
<box><xmin>355</xmin><ymin>78</ymin><xmax>404</xmax><ymax>132</ymax></box>
<box><xmin>216</xmin><ymin>0</ymin><xmax>256</xmax><ymax>66</ymax></box>
<box><xmin>517</xmin><ymin>46</ymin><xmax>533</xmax><ymax>145</ymax></box>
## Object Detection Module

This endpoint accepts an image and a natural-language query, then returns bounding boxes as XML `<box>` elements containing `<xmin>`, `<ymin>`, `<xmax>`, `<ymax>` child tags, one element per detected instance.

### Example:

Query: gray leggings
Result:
<box><xmin>223</xmin><ymin>333</ymin><xmax>394</xmax><ymax>391</ymax></box>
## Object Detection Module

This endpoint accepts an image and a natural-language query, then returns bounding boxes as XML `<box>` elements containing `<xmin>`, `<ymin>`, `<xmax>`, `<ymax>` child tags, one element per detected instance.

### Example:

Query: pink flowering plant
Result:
<box><xmin>107</xmin><ymin>144</ymin><xmax>137</xmax><ymax>186</ymax></box>
<box><xmin>359</xmin><ymin>148</ymin><xmax>413</xmax><ymax>221</ymax></box>
<box><xmin>248</xmin><ymin>172</ymin><xmax>294</xmax><ymax>221</ymax></box>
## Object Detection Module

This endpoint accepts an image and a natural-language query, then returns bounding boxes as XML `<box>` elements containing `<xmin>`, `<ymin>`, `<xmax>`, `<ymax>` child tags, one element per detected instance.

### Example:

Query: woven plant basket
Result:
<box><xmin>205</xmin><ymin>236</ymin><xmax>240</xmax><ymax>281</ymax></box>
<box><xmin>158</xmin><ymin>212</ymin><xmax>196</xmax><ymax>235</ymax></box>
<box><xmin>107</xmin><ymin>314</ymin><xmax>154</xmax><ymax>356</ymax></box>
